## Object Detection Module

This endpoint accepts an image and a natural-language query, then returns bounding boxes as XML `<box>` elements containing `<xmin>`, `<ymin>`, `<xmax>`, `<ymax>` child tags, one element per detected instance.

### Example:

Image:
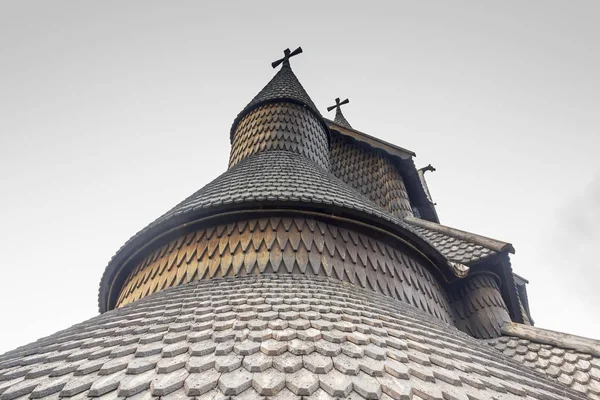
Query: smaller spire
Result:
<box><xmin>271</xmin><ymin>47</ymin><xmax>303</xmax><ymax>69</ymax></box>
<box><xmin>327</xmin><ymin>97</ymin><xmax>352</xmax><ymax>129</ymax></box>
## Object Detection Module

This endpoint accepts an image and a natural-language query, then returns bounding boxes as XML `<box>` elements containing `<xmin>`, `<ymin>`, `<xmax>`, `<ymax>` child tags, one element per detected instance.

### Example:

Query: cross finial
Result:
<box><xmin>271</xmin><ymin>47</ymin><xmax>303</xmax><ymax>69</ymax></box>
<box><xmin>327</xmin><ymin>98</ymin><xmax>352</xmax><ymax>128</ymax></box>
<box><xmin>327</xmin><ymin>98</ymin><xmax>350</xmax><ymax>113</ymax></box>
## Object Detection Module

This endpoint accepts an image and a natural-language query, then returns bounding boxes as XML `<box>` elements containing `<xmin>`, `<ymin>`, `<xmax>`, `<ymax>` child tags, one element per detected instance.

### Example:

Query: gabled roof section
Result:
<box><xmin>405</xmin><ymin>216</ymin><xmax>515</xmax><ymax>266</ymax></box>
<box><xmin>230</xmin><ymin>58</ymin><xmax>324</xmax><ymax>141</ymax></box>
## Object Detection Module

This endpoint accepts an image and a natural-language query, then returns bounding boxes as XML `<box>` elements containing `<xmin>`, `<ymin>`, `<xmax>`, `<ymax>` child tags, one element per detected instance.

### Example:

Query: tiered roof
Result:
<box><xmin>2</xmin><ymin>48</ymin><xmax>598</xmax><ymax>400</ymax></box>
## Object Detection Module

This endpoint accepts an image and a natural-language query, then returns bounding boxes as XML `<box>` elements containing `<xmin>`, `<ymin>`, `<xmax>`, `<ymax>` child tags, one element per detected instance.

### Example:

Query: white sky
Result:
<box><xmin>0</xmin><ymin>1</ymin><xmax>598</xmax><ymax>354</ymax></box>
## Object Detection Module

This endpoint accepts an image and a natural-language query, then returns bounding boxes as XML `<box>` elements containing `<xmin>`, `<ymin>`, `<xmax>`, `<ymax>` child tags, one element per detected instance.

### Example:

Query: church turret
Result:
<box><xmin>228</xmin><ymin>48</ymin><xmax>330</xmax><ymax>169</ymax></box>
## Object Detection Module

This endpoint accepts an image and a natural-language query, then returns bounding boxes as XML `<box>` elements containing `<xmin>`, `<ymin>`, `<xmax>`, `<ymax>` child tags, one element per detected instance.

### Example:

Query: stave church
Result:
<box><xmin>1</xmin><ymin>47</ymin><xmax>599</xmax><ymax>400</ymax></box>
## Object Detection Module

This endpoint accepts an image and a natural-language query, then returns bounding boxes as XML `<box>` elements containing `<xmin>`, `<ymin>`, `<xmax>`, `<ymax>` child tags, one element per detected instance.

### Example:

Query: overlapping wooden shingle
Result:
<box><xmin>0</xmin><ymin>275</ymin><xmax>588</xmax><ymax>400</ymax></box>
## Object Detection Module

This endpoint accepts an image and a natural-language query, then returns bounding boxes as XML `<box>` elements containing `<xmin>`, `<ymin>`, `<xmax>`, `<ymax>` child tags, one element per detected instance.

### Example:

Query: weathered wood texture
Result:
<box><xmin>455</xmin><ymin>273</ymin><xmax>512</xmax><ymax>339</ymax></box>
<box><xmin>502</xmin><ymin>323</ymin><xmax>600</xmax><ymax>358</ymax></box>
<box><xmin>326</xmin><ymin>120</ymin><xmax>415</xmax><ymax>159</ymax></box>
<box><xmin>229</xmin><ymin>102</ymin><xmax>330</xmax><ymax>169</ymax></box>
<box><xmin>329</xmin><ymin>132</ymin><xmax>413</xmax><ymax>219</ymax></box>
<box><xmin>116</xmin><ymin>216</ymin><xmax>454</xmax><ymax>324</ymax></box>
<box><xmin>405</xmin><ymin>216</ymin><xmax>514</xmax><ymax>254</ymax></box>
<box><xmin>489</xmin><ymin>333</ymin><xmax>600</xmax><ymax>398</ymax></box>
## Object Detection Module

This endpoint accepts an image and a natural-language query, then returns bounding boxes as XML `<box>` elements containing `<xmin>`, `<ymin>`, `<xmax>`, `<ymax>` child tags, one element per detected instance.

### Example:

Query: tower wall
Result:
<box><xmin>229</xmin><ymin>102</ymin><xmax>330</xmax><ymax>170</ymax></box>
<box><xmin>450</xmin><ymin>272</ymin><xmax>512</xmax><ymax>338</ymax></box>
<box><xmin>329</xmin><ymin>132</ymin><xmax>414</xmax><ymax>219</ymax></box>
<box><xmin>115</xmin><ymin>215</ymin><xmax>454</xmax><ymax>324</ymax></box>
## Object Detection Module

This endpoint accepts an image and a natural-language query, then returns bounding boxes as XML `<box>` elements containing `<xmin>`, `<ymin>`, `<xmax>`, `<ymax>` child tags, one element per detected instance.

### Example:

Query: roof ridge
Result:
<box><xmin>404</xmin><ymin>216</ymin><xmax>515</xmax><ymax>254</ymax></box>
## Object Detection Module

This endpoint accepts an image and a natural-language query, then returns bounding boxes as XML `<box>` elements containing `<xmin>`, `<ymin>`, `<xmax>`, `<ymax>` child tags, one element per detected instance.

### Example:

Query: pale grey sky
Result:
<box><xmin>0</xmin><ymin>1</ymin><xmax>598</xmax><ymax>354</ymax></box>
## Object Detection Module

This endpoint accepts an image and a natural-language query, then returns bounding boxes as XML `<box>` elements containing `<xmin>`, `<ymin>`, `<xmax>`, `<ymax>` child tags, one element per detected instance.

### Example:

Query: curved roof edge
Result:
<box><xmin>98</xmin><ymin>151</ymin><xmax>459</xmax><ymax>313</ymax></box>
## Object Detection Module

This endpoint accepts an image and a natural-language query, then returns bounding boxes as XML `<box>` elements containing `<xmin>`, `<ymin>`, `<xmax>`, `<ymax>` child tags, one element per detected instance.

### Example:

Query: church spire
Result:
<box><xmin>228</xmin><ymin>47</ymin><xmax>330</xmax><ymax>169</ymax></box>
<box><xmin>230</xmin><ymin>47</ymin><xmax>323</xmax><ymax>141</ymax></box>
<box><xmin>327</xmin><ymin>97</ymin><xmax>352</xmax><ymax>129</ymax></box>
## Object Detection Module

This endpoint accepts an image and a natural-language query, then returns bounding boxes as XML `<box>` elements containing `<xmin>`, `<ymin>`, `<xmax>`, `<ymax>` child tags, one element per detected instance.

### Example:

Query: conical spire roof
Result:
<box><xmin>230</xmin><ymin>48</ymin><xmax>324</xmax><ymax>140</ymax></box>
<box><xmin>334</xmin><ymin>107</ymin><xmax>352</xmax><ymax>128</ymax></box>
<box><xmin>327</xmin><ymin>97</ymin><xmax>352</xmax><ymax>129</ymax></box>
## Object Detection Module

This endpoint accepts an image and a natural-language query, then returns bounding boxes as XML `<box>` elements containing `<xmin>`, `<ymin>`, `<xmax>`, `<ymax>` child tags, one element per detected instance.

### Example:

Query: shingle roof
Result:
<box><xmin>99</xmin><ymin>150</ymin><xmax>434</xmax><ymax>312</ymax></box>
<box><xmin>230</xmin><ymin>62</ymin><xmax>323</xmax><ymax>141</ymax></box>
<box><xmin>99</xmin><ymin>150</ymin><xmax>523</xmax><ymax>312</ymax></box>
<box><xmin>333</xmin><ymin>108</ymin><xmax>352</xmax><ymax>129</ymax></box>
<box><xmin>488</xmin><ymin>335</ymin><xmax>600</xmax><ymax>399</ymax></box>
<box><xmin>404</xmin><ymin>216</ymin><xmax>515</xmax><ymax>266</ymax></box>
<box><xmin>0</xmin><ymin>275</ymin><xmax>587</xmax><ymax>400</ymax></box>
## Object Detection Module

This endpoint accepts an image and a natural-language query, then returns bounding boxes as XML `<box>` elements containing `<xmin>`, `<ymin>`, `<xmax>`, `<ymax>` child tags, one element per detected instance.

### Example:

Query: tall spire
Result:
<box><xmin>327</xmin><ymin>97</ymin><xmax>352</xmax><ymax>129</ymax></box>
<box><xmin>230</xmin><ymin>47</ymin><xmax>323</xmax><ymax>141</ymax></box>
<box><xmin>228</xmin><ymin>47</ymin><xmax>330</xmax><ymax>169</ymax></box>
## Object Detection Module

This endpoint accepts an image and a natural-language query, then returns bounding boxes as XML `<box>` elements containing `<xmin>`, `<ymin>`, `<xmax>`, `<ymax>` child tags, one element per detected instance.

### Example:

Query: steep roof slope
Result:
<box><xmin>0</xmin><ymin>275</ymin><xmax>587</xmax><ymax>400</ymax></box>
<box><xmin>488</xmin><ymin>324</ymin><xmax>600</xmax><ymax>398</ymax></box>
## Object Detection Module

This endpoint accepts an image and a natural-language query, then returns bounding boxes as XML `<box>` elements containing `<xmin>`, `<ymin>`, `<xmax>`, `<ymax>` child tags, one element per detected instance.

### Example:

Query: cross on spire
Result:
<box><xmin>327</xmin><ymin>97</ymin><xmax>352</xmax><ymax>129</ymax></box>
<box><xmin>271</xmin><ymin>47</ymin><xmax>303</xmax><ymax>69</ymax></box>
<box><xmin>327</xmin><ymin>98</ymin><xmax>350</xmax><ymax>113</ymax></box>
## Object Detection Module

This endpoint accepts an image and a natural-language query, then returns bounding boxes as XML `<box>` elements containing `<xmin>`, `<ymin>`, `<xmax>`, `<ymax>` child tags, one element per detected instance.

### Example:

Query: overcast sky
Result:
<box><xmin>0</xmin><ymin>1</ymin><xmax>598</xmax><ymax>354</ymax></box>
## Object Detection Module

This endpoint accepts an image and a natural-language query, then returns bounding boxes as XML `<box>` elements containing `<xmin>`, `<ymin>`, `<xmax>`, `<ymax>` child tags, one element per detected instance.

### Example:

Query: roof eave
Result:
<box><xmin>99</xmin><ymin>201</ymin><xmax>457</xmax><ymax>313</ymax></box>
<box><xmin>404</xmin><ymin>216</ymin><xmax>515</xmax><ymax>254</ymax></box>
<box><xmin>325</xmin><ymin>119</ymin><xmax>416</xmax><ymax>159</ymax></box>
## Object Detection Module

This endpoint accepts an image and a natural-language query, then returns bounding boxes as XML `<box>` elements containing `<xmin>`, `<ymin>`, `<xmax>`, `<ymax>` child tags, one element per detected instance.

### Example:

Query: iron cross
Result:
<box><xmin>327</xmin><ymin>98</ymin><xmax>350</xmax><ymax>112</ymax></box>
<box><xmin>271</xmin><ymin>47</ymin><xmax>303</xmax><ymax>69</ymax></box>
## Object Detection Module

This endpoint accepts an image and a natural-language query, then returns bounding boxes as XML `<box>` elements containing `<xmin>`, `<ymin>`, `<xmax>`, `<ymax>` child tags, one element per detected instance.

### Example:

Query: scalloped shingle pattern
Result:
<box><xmin>230</xmin><ymin>63</ymin><xmax>322</xmax><ymax>142</ymax></box>
<box><xmin>407</xmin><ymin>224</ymin><xmax>495</xmax><ymax>266</ymax></box>
<box><xmin>229</xmin><ymin>103</ymin><xmax>330</xmax><ymax>169</ymax></box>
<box><xmin>100</xmin><ymin>151</ymin><xmax>409</xmax><ymax>310</ymax></box>
<box><xmin>100</xmin><ymin>147</ymin><xmax>511</xmax><ymax>312</ymax></box>
<box><xmin>488</xmin><ymin>336</ymin><xmax>600</xmax><ymax>399</ymax></box>
<box><xmin>1</xmin><ymin>276</ymin><xmax>586</xmax><ymax>400</ymax></box>
<box><xmin>330</xmin><ymin>133</ymin><xmax>414</xmax><ymax>220</ymax></box>
<box><xmin>115</xmin><ymin>216</ymin><xmax>453</xmax><ymax>322</ymax></box>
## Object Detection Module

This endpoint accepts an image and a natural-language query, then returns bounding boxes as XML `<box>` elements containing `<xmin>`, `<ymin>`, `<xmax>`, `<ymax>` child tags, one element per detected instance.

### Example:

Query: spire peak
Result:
<box><xmin>230</xmin><ymin>46</ymin><xmax>326</xmax><ymax>142</ymax></box>
<box><xmin>271</xmin><ymin>47</ymin><xmax>303</xmax><ymax>69</ymax></box>
<box><xmin>327</xmin><ymin>97</ymin><xmax>352</xmax><ymax>129</ymax></box>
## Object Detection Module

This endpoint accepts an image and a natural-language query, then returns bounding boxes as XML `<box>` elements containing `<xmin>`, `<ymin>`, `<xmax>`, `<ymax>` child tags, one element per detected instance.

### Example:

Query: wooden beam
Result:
<box><xmin>502</xmin><ymin>322</ymin><xmax>600</xmax><ymax>357</ymax></box>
